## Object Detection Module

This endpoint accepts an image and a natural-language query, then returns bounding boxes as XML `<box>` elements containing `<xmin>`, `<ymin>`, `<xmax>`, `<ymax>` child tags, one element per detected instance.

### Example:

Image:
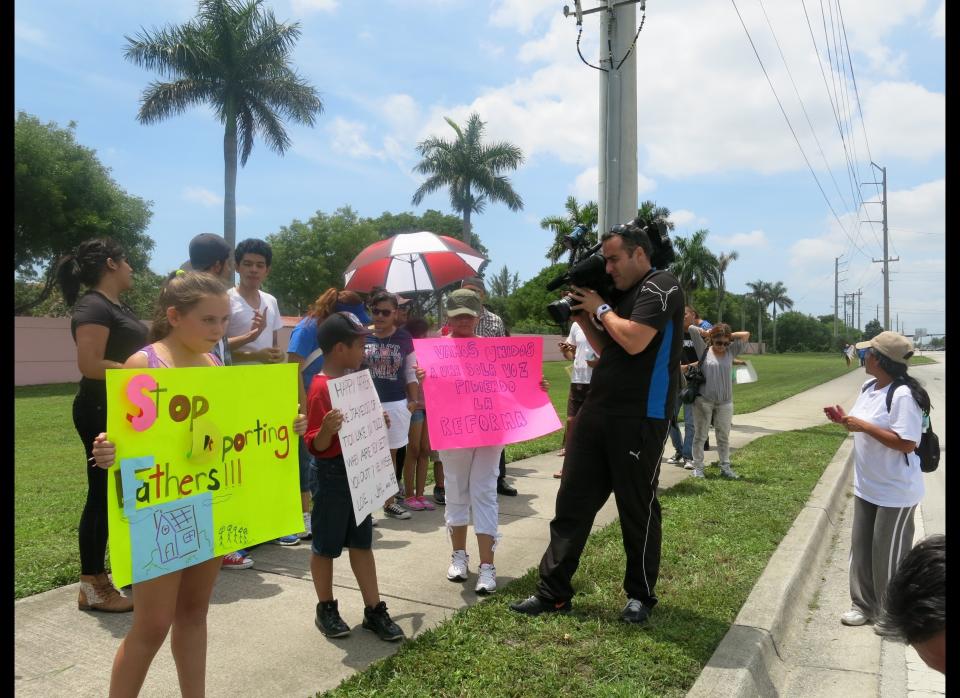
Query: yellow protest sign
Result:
<box><xmin>105</xmin><ymin>364</ymin><xmax>301</xmax><ymax>587</ymax></box>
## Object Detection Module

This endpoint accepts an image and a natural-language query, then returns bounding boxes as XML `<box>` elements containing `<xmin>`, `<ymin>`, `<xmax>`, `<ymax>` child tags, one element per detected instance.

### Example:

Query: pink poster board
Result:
<box><xmin>413</xmin><ymin>337</ymin><xmax>562</xmax><ymax>450</ymax></box>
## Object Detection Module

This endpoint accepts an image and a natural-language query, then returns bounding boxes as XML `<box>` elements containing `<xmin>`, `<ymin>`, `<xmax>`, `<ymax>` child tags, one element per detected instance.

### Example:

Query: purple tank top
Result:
<box><xmin>139</xmin><ymin>344</ymin><xmax>223</xmax><ymax>368</ymax></box>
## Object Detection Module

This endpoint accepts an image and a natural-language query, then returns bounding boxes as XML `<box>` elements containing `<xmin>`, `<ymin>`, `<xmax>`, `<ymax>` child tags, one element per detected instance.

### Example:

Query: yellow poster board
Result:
<box><xmin>105</xmin><ymin>364</ymin><xmax>301</xmax><ymax>587</ymax></box>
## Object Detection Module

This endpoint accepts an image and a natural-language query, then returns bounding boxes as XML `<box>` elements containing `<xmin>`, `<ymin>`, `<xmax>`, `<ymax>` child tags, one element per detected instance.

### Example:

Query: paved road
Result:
<box><xmin>778</xmin><ymin>354</ymin><xmax>945</xmax><ymax>697</ymax></box>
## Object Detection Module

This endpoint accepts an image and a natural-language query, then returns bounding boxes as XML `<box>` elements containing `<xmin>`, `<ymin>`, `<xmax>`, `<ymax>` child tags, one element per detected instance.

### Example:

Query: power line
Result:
<box><xmin>730</xmin><ymin>0</ymin><xmax>871</xmax><ymax>260</ymax></box>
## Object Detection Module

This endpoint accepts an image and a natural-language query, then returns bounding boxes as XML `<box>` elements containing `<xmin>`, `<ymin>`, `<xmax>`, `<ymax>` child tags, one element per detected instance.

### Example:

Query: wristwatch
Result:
<box><xmin>595</xmin><ymin>304</ymin><xmax>613</xmax><ymax>321</ymax></box>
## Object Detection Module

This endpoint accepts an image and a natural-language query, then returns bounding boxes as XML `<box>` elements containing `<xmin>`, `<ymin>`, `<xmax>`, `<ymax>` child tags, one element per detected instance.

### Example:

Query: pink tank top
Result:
<box><xmin>138</xmin><ymin>344</ymin><xmax>223</xmax><ymax>368</ymax></box>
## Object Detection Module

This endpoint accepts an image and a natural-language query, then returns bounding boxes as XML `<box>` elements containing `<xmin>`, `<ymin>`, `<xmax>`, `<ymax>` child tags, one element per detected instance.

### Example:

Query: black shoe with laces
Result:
<box><xmin>315</xmin><ymin>600</ymin><xmax>351</xmax><ymax>638</ymax></box>
<box><xmin>621</xmin><ymin>598</ymin><xmax>651</xmax><ymax>625</ymax></box>
<box><xmin>497</xmin><ymin>479</ymin><xmax>518</xmax><ymax>496</ymax></box>
<box><xmin>433</xmin><ymin>485</ymin><xmax>445</xmax><ymax>505</ymax></box>
<box><xmin>509</xmin><ymin>595</ymin><xmax>572</xmax><ymax>616</ymax></box>
<box><xmin>362</xmin><ymin>601</ymin><xmax>405</xmax><ymax>642</ymax></box>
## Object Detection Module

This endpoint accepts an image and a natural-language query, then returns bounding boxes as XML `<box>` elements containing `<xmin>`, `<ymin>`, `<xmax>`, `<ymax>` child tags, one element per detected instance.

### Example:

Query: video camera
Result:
<box><xmin>545</xmin><ymin>218</ymin><xmax>675</xmax><ymax>325</ymax></box>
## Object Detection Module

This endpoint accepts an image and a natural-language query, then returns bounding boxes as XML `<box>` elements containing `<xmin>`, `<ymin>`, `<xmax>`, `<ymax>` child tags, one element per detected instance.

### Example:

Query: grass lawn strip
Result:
<box><xmin>322</xmin><ymin>423</ymin><xmax>849</xmax><ymax>697</ymax></box>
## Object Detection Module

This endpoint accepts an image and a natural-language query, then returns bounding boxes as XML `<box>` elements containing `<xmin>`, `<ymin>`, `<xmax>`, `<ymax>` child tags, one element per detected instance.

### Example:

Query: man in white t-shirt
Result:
<box><xmin>226</xmin><ymin>238</ymin><xmax>285</xmax><ymax>366</ymax></box>
<box><xmin>225</xmin><ymin>238</ymin><xmax>297</xmax><ymax>547</ymax></box>
<box><xmin>555</xmin><ymin>322</ymin><xmax>598</xmax><ymax>478</ymax></box>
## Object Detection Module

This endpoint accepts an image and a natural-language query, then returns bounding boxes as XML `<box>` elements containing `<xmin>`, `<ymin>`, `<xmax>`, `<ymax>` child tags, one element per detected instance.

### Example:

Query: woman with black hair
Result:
<box><xmin>834</xmin><ymin>331</ymin><xmax>928</xmax><ymax>627</ymax></box>
<box><xmin>56</xmin><ymin>238</ymin><xmax>147</xmax><ymax>612</ymax></box>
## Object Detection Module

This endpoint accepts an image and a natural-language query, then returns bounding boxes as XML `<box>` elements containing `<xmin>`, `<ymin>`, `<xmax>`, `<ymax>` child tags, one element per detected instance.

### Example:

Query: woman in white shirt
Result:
<box><xmin>835</xmin><ymin>331</ymin><xmax>928</xmax><ymax>627</ymax></box>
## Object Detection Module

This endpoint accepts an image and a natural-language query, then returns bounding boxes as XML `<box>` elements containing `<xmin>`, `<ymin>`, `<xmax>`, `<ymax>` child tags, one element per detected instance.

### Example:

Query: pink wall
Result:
<box><xmin>15</xmin><ymin>316</ymin><xmax>566</xmax><ymax>386</ymax></box>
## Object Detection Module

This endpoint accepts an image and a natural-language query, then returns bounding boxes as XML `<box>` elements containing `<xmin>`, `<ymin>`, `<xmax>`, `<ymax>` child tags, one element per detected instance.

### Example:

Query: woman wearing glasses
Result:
<box><xmin>688</xmin><ymin>323</ymin><xmax>751</xmax><ymax>479</ymax></box>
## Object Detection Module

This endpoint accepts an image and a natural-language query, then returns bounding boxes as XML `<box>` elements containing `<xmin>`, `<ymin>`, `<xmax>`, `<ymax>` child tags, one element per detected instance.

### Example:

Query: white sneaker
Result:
<box><xmin>298</xmin><ymin>511</ymin><xmax>312</xmax><ymax>539</ymax></box>
<box><xmin>691</xmin><ymin>468</ymin><xmax>706</xmax><ymax>479</ymax></box>
<box><xmin>475</xmin><ymin>563</ymin><xmax>497</xmax><ymax>595</ymax></box>
<box><xmin>683</xmin><ymin>460</ymin><xmax>695</xmax><ymax>470</ymax></box>
<box><xmin>447</xmin><ymin>550</ymin><xmax>469</xmax><ymax>582</ymax></box>
<box><xmin>841</xmin><ymin>608</ymin><xmax>869</xmax><ymax>626</ymax></box>
<box><xmin>666</xmin><ymin>454</ymin><xmax>684</xmax><ymax>465</ymax></box>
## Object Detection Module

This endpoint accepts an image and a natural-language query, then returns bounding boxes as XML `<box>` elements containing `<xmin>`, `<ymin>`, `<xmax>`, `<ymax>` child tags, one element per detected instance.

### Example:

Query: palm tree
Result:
<box><xmin>540</xmin><ymin>196</ymin><xmax>598</xmax><ymax>262</ymax></box>
<box><xmin>634</xmin><ymin>200</ymin><xmax>674</xmax><ymax>233</ymax></box>
<box><xmin>123</xmin><ymin>0</ymin><xmax>323</xmax><ymax>258</ymax></box>
<box><xmin>671</xmin><ymin>229</ymin><xmax>719</xmax><ymax>297</ymax></box>
<box><xmin>411</xmin><ymin>113</ymin><xmax>524</xmax><ymax>244</ymax></box>
<box><xmin>766</xmin><ymin>281</ymin><xmax>794</xmax><ymax>352</ymax></box>
<box><xmin>745</xmin><ymin>280</ymin><xmax>770</xmax><ymax>346</ymax></box>
<box><xmin>488</xmin><ymin>264</ymin><xmax>520</xmax><ymax>297</ymax></box>
<box><xmin>715</xmin><ymin>250</ymin><xmax>739</xmax><ymax>322</ymax></box>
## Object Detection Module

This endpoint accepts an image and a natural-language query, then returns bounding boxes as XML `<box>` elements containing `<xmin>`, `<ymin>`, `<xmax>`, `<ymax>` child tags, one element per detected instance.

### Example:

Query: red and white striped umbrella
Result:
<box><xmin>343</xmin><ymin>231</ymin><xmax>487</xmax><ymax>294</ymax></box>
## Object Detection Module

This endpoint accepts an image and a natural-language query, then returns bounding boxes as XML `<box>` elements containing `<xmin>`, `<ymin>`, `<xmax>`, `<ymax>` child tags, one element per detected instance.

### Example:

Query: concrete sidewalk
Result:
<box><xmin>14</xmin><ymin>362</ymin><xmax>880</xmax><ymax>697</ymax></box>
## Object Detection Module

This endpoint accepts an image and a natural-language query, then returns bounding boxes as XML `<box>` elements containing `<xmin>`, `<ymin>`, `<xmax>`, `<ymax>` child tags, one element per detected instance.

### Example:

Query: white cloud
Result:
<box><xmin>571</xmin><ymin>166</ymin><xmax>598</xmax><ymax>200</ymax></box>
<box><xmin>399</xmin><ymin>0</ymin><xmax>942</xmax><ymax>179</ymax></box>
<box><xmin>290</xmin><ymin>0</ymin><xmax>338</xmax><ymax>13</ymax></box>
<box><xmin>182</xmin><ymin>187</ymin><xmax>251</xmax><ymax>215</ymax></box>
<box><xmin>716</xmin><ymin>230</ymin><xmax>769</xmax><ymax>248</ymax></box>
<box><xmin>489</xmin><ymin>0</ymin><xmax>558</xmax><ymax>34</ymax></box>
<box><xmin>930</xmin><ymin>1</ymin><xmax>945</xmax><ymax>38</ymax></box>
<box><xmin>668</xmin><ymin>210</ymin><xmax>699</xmax><ymax>227</ymax></box>
<box><xmin>478</xmin><ymin>40</ymin><xmax>506</xmax><ymax>59</ymax></box>
<box><xmin>183</xmin><ymin>187</ymin><xmax>222</xmax><ymax>207</ymax></box>
<box><xmin>637</xmin><ymin>172</ymin><xmax>656</xmax><ymax>195</ymax></box>
<box><xmin>14</xmin><ymin>20</ymin><xmax>48</xmax><ymax>47</ymax></box>
<box><xmin>328</xmin><ymin>117</ymin><xmax>383</xmax><ymax>160</ymax></box>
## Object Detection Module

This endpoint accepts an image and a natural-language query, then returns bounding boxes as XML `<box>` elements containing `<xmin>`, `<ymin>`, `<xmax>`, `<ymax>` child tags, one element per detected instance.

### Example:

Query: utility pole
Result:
<box><xmin>834</xmin><ymin>257</ymin><xmax>839</xmax><ymax>339</ymax></box>
<box><xmin>867</xmin><ymin>163</ymin><xmax>898</xmax><ymax>329</ymax></box>
<box><xmin>565</xmin><ymin>1</ymin><xmax>643</xmax><ymax>236</ymax></box>
<box><xmin>855</xmin><ymin>289</ymin><xmax>862</xmax><ymax>331</ymax></box>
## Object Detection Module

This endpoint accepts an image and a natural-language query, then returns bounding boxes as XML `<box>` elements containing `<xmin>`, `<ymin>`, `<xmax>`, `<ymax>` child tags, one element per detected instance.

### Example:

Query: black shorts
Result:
<box><xmin>309</xmin><ymin>456</ymin><xmax>373</xmax><ymax>558</ymax></box>
<box><xmin>566</xmin><ymin>383</ymin><xmax>591</xmax><ymax>418</ymax></box>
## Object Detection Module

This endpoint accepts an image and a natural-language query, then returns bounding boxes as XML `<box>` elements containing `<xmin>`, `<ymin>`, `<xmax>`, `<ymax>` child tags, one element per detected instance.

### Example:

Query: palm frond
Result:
<box><xmin>137</xmin><ymin>79</ymin><xmax>216</xmax><ymax>124</ymax></box>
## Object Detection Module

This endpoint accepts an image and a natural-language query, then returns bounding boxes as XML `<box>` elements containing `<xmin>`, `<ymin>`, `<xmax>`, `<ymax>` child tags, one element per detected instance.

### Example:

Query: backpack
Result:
<box><xmin>861</xmin><ymin>379</ymin><xmax>940</xmax><ymax>473</ymax></box>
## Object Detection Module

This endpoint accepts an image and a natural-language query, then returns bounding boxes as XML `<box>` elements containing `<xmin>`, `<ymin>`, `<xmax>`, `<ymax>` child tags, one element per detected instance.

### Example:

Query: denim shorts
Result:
<box><xmin>410</xmin><ymin>408</ymin><xmax>425</xmax><ymax>424</ymax></box>
<box><xmin>309</xmin><ymin>456</ymin><xmax>372</xmax><ymax>558</ymax></box>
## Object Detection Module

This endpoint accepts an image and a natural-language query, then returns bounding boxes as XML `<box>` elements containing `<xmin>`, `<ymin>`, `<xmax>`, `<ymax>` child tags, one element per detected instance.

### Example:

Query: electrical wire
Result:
<box><xmin>730</xmin><ymin>0</ymin><xmax>871</xmax><ymax>260</ymax></box>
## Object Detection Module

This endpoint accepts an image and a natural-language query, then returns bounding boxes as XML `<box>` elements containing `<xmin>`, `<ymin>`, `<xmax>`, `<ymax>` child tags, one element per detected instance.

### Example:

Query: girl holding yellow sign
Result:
<box><xmin>91</xmin><ymin>271</ymin><xmax>307</xmax><ymax>698</ymax></box>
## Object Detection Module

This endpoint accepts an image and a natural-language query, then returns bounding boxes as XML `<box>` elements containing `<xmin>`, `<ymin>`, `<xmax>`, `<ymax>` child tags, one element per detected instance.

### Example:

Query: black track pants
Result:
<box><xmin>536</xmin><ymin>408</ymin><xmax>668</xmax><ymax>607</ymax></box>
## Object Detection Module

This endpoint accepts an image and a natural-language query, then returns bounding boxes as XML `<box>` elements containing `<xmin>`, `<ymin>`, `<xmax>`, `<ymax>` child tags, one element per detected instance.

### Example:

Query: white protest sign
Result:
<box><xmin>732</xmin><ymin>360</ymin><xmax>758</xmax><ymax>385</ymax></box>
<box><xmin>327</xmin><ymin>370</ymin><xmax>397</xmax><ymax>523</ymax></box>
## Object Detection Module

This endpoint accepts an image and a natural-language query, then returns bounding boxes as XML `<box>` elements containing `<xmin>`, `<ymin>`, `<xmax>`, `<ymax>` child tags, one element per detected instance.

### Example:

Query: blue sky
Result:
<box><xmin>15</xmin><ymin>0</ymin><xmax>944</xmax><ymax>335</ymax></box>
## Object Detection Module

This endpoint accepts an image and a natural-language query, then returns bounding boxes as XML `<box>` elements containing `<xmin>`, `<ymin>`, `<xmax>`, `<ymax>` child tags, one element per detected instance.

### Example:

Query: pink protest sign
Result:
<box><xmin>413</xmin><ymin>336</ymin><xmax>562</xmax><ymax>450</ymax></box>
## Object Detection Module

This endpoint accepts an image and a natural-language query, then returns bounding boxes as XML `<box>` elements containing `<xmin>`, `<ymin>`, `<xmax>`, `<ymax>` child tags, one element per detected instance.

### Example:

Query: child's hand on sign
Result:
<box><xmin>320</xmin><ymin>408</ymin><xmax>344</xmax><ymax>435</ymax></box>
<box><xmin>383</xmin><ymin>411</ymin><xmax>392</xmax><ymax>429</ymax></box>
<box><xmin>540</xmin><ymin>378</ymin><xmax>550</xmax><ymax>392</ymax></box>
<box><xmin>414</xmin><ymin>365</ymin><xmax>426</xmax><ymax>382</ymax></box>
<box><xmin>293</xmin><ymin>406</ymin><xmax>308</xmax><ymax>436</ymax></box>
<box><xmin>91</xmin><ymin>432</ymin><xmax>116</xmax><ymax>469</ymax></box>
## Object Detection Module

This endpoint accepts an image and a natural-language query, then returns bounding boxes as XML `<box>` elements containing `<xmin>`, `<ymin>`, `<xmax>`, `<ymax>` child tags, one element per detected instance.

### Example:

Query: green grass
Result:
<box><xmin>323</xmin><ymin>423</ymin><xmax>850</xmax><ymax>697</ymax></box>
<box><xmin>731</xmin><ymin>352</ymin><xmax>860</xmax><ymax>414</ymax></box>
<box><xmin>15</xmin><ymin>383</ymin><xmax>89</xmax><ymax>599</ymax></box>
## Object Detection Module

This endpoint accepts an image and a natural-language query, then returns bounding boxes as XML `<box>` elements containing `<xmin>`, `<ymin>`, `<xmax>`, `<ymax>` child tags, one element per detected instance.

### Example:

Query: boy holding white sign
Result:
<box><xmin>303</xmin><ymin>312</ymin><xmax>405</xmax><ymax>642</ymax></box>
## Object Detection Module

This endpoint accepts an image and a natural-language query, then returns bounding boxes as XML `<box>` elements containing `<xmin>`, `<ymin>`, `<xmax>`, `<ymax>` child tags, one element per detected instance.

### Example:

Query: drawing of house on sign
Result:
<box><xmin>154</xmin><ymin>505</ymin><xmax>200</xmax><ymax>563</ymax></box>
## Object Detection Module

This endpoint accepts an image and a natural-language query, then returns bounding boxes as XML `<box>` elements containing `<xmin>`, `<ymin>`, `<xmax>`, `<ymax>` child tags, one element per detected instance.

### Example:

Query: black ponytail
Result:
<box><xmin>876</xmin><ymin>352</ymin><xmax>931</xmax><ymax>413</ymax></box>
<box><xmin>55</xmin><ymin>238</ymin><xmax>127</xmax><ymax>307</ymax></box>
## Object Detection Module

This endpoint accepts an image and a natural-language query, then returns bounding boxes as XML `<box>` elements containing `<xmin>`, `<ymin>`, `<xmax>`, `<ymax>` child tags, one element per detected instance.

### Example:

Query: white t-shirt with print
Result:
<box><xmin>227</xmin><ymin>287</ymin><xmax>284</xmax><ymax>365</ymax></box>
<box><xmin>849</xmin><ymin>379</ymin><xmax>924</xmax><ymax>508</ymax></box>
<box><xmin>566</xmin><ymin>323</ymin><xmax>597</xmax><ymax>385</ymax></box>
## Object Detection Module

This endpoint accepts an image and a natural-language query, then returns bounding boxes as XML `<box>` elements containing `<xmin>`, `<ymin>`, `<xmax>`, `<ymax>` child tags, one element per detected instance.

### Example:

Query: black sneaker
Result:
<box><xmin>621</xmin><ymin>598</ymin><xmax>651</xmax><ymax>625</ymax></box>
<box><xmin>433</xmin><ymin>486</ymin><xmax>446</xmax><ymax>505</ymax></box>
<box><xmin>509</xmin><ymin>595</ymin><xmax>572</xmax><ymax>616</ymax></box>
<box><xmin>362</xmin><ymin>601</ymin><xmax>405</xmax><ymax>642</ymax></box>
<box><xmin>315</xmin><ymin>600</ymin><xmax>350</xmax><ymax>638</ymax></box>
<box><xmin>497</xmin><ymin>479</ymin><xmax>518</xmax><ymax>496</ymax></box>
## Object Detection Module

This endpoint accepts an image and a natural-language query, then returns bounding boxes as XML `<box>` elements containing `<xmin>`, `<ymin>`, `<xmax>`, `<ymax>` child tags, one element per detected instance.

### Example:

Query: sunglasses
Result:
<box><xmin>712</xmin><ymin>340</ymin><xmax>731</xmax><ymax>347</ymax></box>
<box><xmin>370</xmin><ymin>308</ymin><xmax>394</xmax><ymax>317</ymax></box>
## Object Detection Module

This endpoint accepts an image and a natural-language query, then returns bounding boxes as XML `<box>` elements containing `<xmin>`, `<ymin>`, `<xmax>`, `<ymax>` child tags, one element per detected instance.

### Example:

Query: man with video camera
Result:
<box><xmin>510</xmin><ymin>220</ymin><xmax>684</xmax><ymax>625</ymax></box>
